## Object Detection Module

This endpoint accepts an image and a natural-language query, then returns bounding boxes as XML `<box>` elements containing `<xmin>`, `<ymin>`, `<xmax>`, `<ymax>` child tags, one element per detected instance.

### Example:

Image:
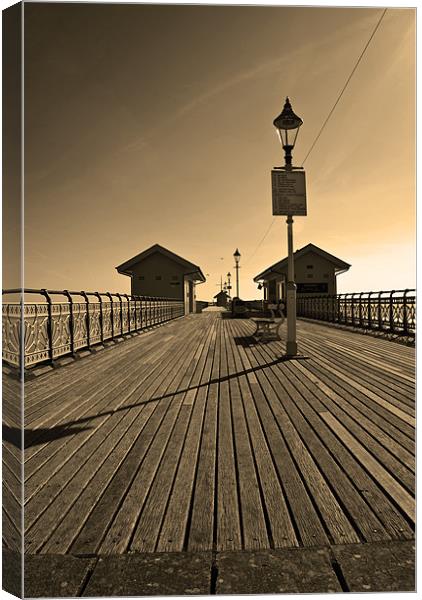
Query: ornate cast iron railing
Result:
<box><xmin>297</xmin><ymin>289</ymin><xmax>416</xmax><ymax>338</ymax></box>
<box><xmin>2</xmin><ymin>289</ymin><xmax>185</xmax><ymax>369</ymax></box>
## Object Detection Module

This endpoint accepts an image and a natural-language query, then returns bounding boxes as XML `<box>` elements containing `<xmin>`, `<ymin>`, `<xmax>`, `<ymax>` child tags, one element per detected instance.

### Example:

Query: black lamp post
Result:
<box><xmin>273</xmin><ymin>97</ymin><xmax>303</xmax><ymax>356</ymax></box>
<box><xmin>233</xmin><ymin>249</ymin><xmax>241</xmax><ymax>297</ymax></box>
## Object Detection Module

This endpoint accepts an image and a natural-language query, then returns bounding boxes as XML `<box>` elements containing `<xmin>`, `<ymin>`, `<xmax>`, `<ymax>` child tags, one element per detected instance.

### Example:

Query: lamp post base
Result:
<box><xmin>286</xmin><ymin>340</ymin><xmax>298</xmax><ymax>356</ymax></box>
<box><xmin>280</xmin><ymin>352</ymin><xmax>310</xmax><ymax>361</ymax></box>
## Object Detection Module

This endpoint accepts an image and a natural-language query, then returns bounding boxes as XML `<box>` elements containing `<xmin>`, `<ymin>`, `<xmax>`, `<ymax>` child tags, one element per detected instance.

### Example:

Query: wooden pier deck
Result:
<box><xmin>2</xmin><ymin>310</ymin><xmax>415</xmax><ymax>595</ymax></box>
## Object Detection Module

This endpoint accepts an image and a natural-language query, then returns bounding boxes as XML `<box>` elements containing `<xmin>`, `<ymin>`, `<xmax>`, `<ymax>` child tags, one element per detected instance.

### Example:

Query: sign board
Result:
<box><xmin>271</xmin><ymin>170</ymin><xmax>307</xmax><ymax>216</ymax></box>
<box><xmin>297</xmin><ymin>283</ymin><xmax>328</xmax><ymax>294</ymax></box>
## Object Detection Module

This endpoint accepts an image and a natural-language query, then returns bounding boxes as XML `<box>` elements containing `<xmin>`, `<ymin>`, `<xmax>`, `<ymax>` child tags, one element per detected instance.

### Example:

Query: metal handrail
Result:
<box><xmin>297</xmin><ymin>289</ymin><xmax>415</xmax><ymax>338</ymax></box>
<box><xmin>2</xmin><ymin>288</ymin><xmax>185</xmax><ymax>369</ymax></box>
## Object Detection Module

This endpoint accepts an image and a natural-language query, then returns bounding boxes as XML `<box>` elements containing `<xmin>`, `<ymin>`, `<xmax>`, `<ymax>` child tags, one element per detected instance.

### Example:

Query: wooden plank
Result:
<box><xmin>131</xmin><ymin>322</ymin><xmax>217</xmax><ymax>552</ymax></box>
<box><xmin>130</xmin><ymin>404</ymin><xmax>194</xmax><ymax>552</ymax></box>
<box><xmin>156</xmin><ymin>386</ymin><xmax>208</xmax><ymax>552</ymax></box>
<box><xmin>325</xmin><ymin>340</ymin><xmax>415</xmax><ymax>384</ymax></box>
<box><xmin>225</xmin><ymin>322</ymin><xmax>298</xmax><ymax>549</ymax></box>
<box><xmin>97</xmin><ymin>319</ymin><xmax>213</xmax><ymax>554</ymax></box>
<box><xmin>297</xmin><ymin>356</ymin><xmax>414</xmax><ymax>452</ymax></box>
<box><xmin>229</xmin><ymin>322</ymin><xmax>360</xmax><ymax>546</ymax></box>
<box><xmin>24</xmin><ymin>330</ymin><xmax>162</xmax><ymax>417</ymax></box>
<box><xmin>252</xmin><ymin>340</ymin><xmax>414</xmax><ymax>542</ymax></box>
<box><xmin>97</xmin><ymin>398</ymin><xmax>184</xmax><ymax>554</ymax></box>
<box><xmin>297</xmin><ymin>347</ymin><xmax>415</xmax><ymax>426</ymax></box>
<box><xmin>69</xmin><ymin>399</ymin><xmax>170</xmax><ymax>555</ymax></box>
<box><xmin>236</xmin><ymin>334</ymin><xmax>392</xmax><ymax>544</ymax></box>
<box><xmin>216</xmin><ymin>320</ymin><xmax>242</xmax><ymax>551</ymax></box>
<box><xmin>25</xmin><ymin>404</ymin><xmax>148</xmax><ymax>552</ymax></box>
<box><xmin>24</xmin><ymin>315</ymin><xmax>203</xmax><ymax>422</ymax></box>
<box><xmin>157</xmin><ymin>323</ymin><xmax>217</xmax><ymax>552</ymax></box>
<box><xmin>15</xmin><ymin>313</ymin><xmax>415</xmax><ymax>560</ymax></box>
<box><xmin>24</xmin><ymin>317</ymin><xmax>201</xmax><ymax>479</ymax></box>
<box><xmin>40</xmin><ymin>401</ymin><xmax>158</xmax><ymax>554</ymax></box>
<box><xmin>2</xmin><ymin>508</ymin><xmax>22</xmax><ymax>552</ymax></box>
<box><xmin>226</xmin><ymin>378</ymin><xmax>269</xmax><ymax>550</ymax></box>
<box><xmin>293</xmin><ymin>360</ymin><xmax>414</xmax><ymax>474</ymax></box>
<box><xmin>301</xmin><ymin>336</ymin><xmax>415</xmax><ymax>413</ymax></box>
<box><xmin>68</xmin><ymin>319</ymin><xmax>215</xmax><ymax>556</ymax></box>
<box><xmin>25</xmin><ymin>319</ymin><xmax>193</xmax><ymax>434</ymax></box>
<box><xmin>187</xmin><ymin>385</ymin><xmax>218</xmax><ymax>552</ymax></box>
<box><xmin>321</xmin><ymin>413</ymin><xmax>414</xmax><ymax>521</ymax></box>
<box><xmin>281</xmin><ymin>362</ymin><xmax>414</xmax><ymax>498</ymax></box>
<box><xmin>230</xmin><ymin>322</ymin><xmax>330</xmax><ymax>547</ymax></box>
<box><xmin>303</xmin><ymin>336</ymin><xmax>415</xmax><ymax>405</ymax></box>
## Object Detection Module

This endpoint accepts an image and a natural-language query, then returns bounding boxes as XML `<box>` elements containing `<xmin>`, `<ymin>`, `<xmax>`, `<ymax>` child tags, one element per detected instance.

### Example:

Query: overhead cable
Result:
<box><xmin>301</xmin><ymin>8</ymin><xmax>387</xmax><ymax>166</ymax></box>
<box><xmin>244</xmin><ymin>8</ymin><xmax>388</xmax><ymax>266</ymax></box>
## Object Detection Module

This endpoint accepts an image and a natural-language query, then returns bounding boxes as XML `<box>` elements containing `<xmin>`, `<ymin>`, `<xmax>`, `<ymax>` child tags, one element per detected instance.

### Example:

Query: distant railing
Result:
<box><xmin>2</xmin><ymin>289</ymin><xmax>185</xmax><ymax>369</ymax></box>
<box><xmin>297</xmin><ymin>289</ymin><xmax>416</xmax><ymax>338</ymax></box>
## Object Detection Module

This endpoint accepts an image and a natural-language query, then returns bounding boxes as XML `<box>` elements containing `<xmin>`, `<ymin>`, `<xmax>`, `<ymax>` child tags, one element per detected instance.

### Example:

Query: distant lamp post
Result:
<box><xmin>233</xmin><ymin>249</ymin><xmax>241</xmax><ymax>297</ymax></box>
<box><xmin>273</xmin><ymin>97</ymin><xmax>303</xmax><ymax>357</ymax></box>
<box><xmin>227</xmin><ymin>272</ymin><xmax>232</xmax><ymax>296</ymax></box>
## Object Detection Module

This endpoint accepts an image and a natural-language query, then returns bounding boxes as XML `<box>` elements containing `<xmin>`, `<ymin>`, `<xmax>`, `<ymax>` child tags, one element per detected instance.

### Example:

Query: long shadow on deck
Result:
<box><xmin>4</xmin><ymin>424</ymin><xmax>93</xmax><ymax>449</ymax></box>
<box><xmin>21</xmin><ymin>354</ymin><xmax>294</xmax><ymax>447</ymax></box>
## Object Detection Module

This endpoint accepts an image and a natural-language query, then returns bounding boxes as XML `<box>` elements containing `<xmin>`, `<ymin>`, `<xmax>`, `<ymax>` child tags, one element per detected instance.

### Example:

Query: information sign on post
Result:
<box><xmin>271</xmin><ymin>170</ymin><xmax>307</xmax><ymax>216</ymax></box>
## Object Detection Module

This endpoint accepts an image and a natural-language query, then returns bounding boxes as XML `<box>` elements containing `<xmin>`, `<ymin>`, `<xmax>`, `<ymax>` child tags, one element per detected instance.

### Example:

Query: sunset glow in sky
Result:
<box><xmin>16</xmin><ymin>3</ymin><xmax>415</xmax><ymax>299</ymax></box>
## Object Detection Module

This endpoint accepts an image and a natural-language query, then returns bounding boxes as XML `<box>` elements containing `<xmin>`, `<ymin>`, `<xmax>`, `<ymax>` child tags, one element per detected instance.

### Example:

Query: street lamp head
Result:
<box><xmin>233</xmin><ymin>249</ymin><xmax>241</xmax><ymax>264</ymax></box>
<box><xmin>273</xmin><ymin>97</ymin><xmax>303</xmax><ymax>150</ymax></box>
<box><xmin>227</xmin><ymin>271</ymin><xmax>231</xmax><ymax>278</ymax></box>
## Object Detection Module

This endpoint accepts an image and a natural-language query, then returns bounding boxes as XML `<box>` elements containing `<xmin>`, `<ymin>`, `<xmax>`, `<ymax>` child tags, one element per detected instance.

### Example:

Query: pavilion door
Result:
<box><xmin>184</xmin><ymin>278</ymin><xmax>190</xmax><ymax>314</ymax></box>
<box><xmin>268</xmin><ymin>280</ymin><xmax>277</xmax><ymax>302</ymax></box>
<box><xmin>277</xmin><ymin>281</ymin><xmax>284</xmax><ymax>302</ymax></box>
<box><xmin>189</xmin><ymin>281</ymin><xmax>194</xmax><ymax>313</ymax></box>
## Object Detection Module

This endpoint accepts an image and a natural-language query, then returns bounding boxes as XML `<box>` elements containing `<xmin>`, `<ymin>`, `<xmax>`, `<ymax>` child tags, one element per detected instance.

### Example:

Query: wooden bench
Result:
<box><xmin>251</xmin><ymin>302</ymin><xmax>285</xmax><ymax>341</ymax></box>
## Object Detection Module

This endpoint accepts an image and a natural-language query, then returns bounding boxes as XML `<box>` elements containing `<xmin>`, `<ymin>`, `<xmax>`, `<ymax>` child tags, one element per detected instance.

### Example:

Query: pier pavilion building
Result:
<box><xmin>116</xmin><ymin>244</ymin><xmax>206</xmax><ymax>314</ymax></box>
<box><xmin>254</xmin><ymin>243</ymin><xmax>351</xmax><ymax>303</ymax></box>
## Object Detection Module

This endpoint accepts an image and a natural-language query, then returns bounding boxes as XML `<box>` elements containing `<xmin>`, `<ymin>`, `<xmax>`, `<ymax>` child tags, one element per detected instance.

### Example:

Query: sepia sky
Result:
<box><xmin>20</xmin><ymin>2</ymin><xmax>415</xmax><ymax>300</ymax></box>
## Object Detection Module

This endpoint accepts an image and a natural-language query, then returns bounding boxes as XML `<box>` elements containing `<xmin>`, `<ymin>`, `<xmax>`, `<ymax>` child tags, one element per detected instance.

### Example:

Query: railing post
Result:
<box><xmin>106</xmin><ymin>292</ymin><xmax>115</xmax><ymax>339</ymax></box>
<box><xmin>94</xmin><ymin>292</ymin><xmax>104</xmax><ymax>344</ymax></box>
<box><xmin>40</xmin><ymin>289</ymin><xmax>54</xmax><ymax>363</ymax></box>
<box><xmin>124</xmin><ymin>294</ymin><xmax>131</xmax><ymax>333</ymax></box>
<box><xmin>132</xmin><ymin>295</ymin><xmax>137</xmax><ymax>331</ymax></box>
<box><xmin>377</xmin><ymin>291</ymin><xmax>383</xmax><ymax>330</ymax></box>
<box><xmin>342</xmin><ymin>294</ymin><xmax>347</xmax><ymax>325</ymax></box>
<box><xmin>337</xmin><ymin>294</ymin><xmax>341</xmax><ymax>324</ymax></box>
<box><xmin>367</xmin><ymin>292</ymin><xmax>373</xmax><ymax>330</ymax></box>
<box><xmin>403</xmin><ymin>289</ymin><xmax>409</xmax><ymax>336</ymax></box>
<box><xmin>63</xmin><ymin>290</ymin><xmax>75</xmax><ymax>355</ymax></box>
<box><xmin>358</xmin><ymin>292</ymin><xmax>364</xmax><ymax>328</ymax></box>
<box><xmin>140</xmin><ymin>295</ymin><xmax>144</xmax><ymax>329</ymax></box>
<box><xmin>19</xmin><ymin>298</ymin><xmax>24</xmax><ymax>372</ymax></box>
<box><xmin>389</xmin><ymin>290</ymin><xmax>396</xmax><ymax>333</ymax></box>
<box><xmin>80</xmin><ymin>291</ymin><xmax>91</xmax><ymax>349</ymax></box>
<box><xmin>131</xmin><ymin>294</ymin><xmax>139</xmax><ymax>331</ymax></box>
<box><xmin>116</xmin><ymin>293</ymin><xmax>123</xmax><ymax>336</ymax></box>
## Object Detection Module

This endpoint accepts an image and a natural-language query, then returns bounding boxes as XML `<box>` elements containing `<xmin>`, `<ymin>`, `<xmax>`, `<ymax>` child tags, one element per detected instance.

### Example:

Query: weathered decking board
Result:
<box><xmin>3</xmin><ymin>311</ymin><xmax>414</xmax><ymax>557</ymax></box>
